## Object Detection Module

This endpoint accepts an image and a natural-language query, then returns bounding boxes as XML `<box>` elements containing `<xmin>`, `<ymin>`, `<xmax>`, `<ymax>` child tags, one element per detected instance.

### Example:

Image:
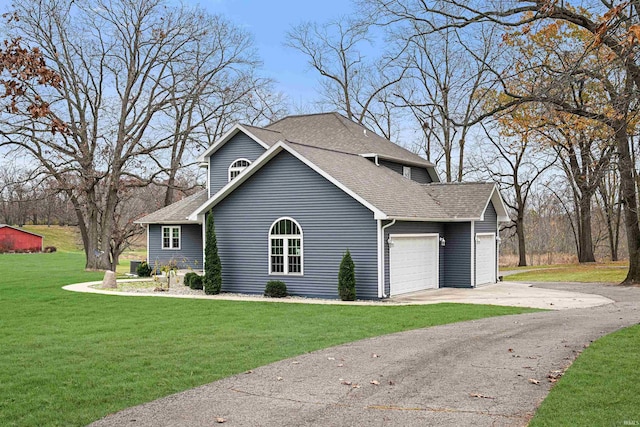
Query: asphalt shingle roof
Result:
<box><xmin>266</xmin><ymin>113</ymin><xmax>434</xmax><ymax>168</ymax></box>
<box><xmin>423</xmin><ymin>182</ymin><xmax>497</xmax><ymax>220</ymax></box>
<box><xmin>135</xmin><ymin>190</ymin><xmax>208</xmax><ymax>224</ymax></box>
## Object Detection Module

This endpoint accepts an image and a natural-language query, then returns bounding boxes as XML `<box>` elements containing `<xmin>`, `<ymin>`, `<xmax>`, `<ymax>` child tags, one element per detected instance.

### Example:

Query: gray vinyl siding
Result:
<box><xmin>476</xmin><ymin>202</ymin><xmax>497</xmax><ymax>233</ymax></box>
<box><xmin>411</xmin><ymin>167</ymin><xmax>433</xmax><ymax>184</ymax></box>
<box><xmin>148</xmin><ymin>224</ymin><xmax>203</xmax><ymax>269</ymax></box>
<box><xmin>379</xmin><ymin>159</ymin><xmax>403</xmax><ymax>174</ymax></box>
<box><xmin>378</xmin><ymin>159</ymin><xmax>432</xmax><ymax>184</ymax></box>
<box><xmin>209</xmin><ymin>132</ymin><xmax>267</xmax><ymax>197</ymax></box>
<box><xmin>211</xmin><ymin>151</ymin><xmax>379</xmax><ymax>299</ymax></box>
<box><xmin>443</xmin><ymin>222</ymin><xmax>472</xmax><ymax>288</ymax></box>
<box><xmin>383</xmin><ymin>221</ymin><xmax>445</xmax><ymax>296</ymax></box>
<box><xmin>384</xmin><ymin>221</ymin><xmax>472</xmax><ymax>293</ymax></box>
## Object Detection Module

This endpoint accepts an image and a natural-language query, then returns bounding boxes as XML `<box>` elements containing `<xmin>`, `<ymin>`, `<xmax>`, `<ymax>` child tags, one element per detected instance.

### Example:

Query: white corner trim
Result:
<box><xmin>470</xmin><ymin>220</ymin><xmax>475</xmax><ymax>288</ymax></box>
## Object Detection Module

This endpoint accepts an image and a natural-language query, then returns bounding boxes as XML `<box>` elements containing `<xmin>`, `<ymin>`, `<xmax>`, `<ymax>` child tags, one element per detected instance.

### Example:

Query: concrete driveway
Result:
<box><xmin>90</xmin><ymin>282</ymin><xmax>640</xmax><ymax>427</ymax></box>
<box><xmin>391</xmin><ymin>281</ymin><xmax>614</xmax><ymax>310</ymax></box>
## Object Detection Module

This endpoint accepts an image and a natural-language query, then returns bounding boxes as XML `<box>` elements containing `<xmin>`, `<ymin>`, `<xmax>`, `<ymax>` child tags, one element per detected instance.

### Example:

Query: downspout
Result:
<box><xmin>375</xmin><ymin>155</ymin><xmax>379</xmax><ymax>166</ymax></box>
<box><xmin>379</xmin><ymin>219</ymin><xmax>396</xmax><ymax>298</ymax></box>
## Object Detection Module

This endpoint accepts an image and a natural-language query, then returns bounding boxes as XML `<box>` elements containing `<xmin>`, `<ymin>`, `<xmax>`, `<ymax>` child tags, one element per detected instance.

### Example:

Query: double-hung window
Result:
<box><xmin>162</xmin><ymin>226</ymin><xmax>181</xmax><ymax>250</ymax></box>
<box><xmin>269</xmin><ymin>218</ymin><xmax>303</xmax><ymax>275</ymax></box>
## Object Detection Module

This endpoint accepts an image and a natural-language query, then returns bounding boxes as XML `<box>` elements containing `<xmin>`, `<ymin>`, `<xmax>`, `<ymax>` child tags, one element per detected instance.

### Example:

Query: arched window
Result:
<box><xmin>269</xmin><ymin>217</ymin><xmax>303</xmax><ymax>275</ymax></box>
<box><xmin>228</xmin><ymin>158</ymin><xmax>251</xmax><ymax>181</ymax></box>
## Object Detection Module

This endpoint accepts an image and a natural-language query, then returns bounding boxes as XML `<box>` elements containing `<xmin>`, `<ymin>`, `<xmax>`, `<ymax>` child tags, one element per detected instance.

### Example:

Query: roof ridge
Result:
<box><xmin>284</xmin><ymin>140</ymin><xmax>362</xmax><ymax>157</ymax></box>
<box><xmin>266</xmin><ymin>111</ymin><xmax>340</xmax><ymax>128</ymax></box>
<box><xmin>242</xmin><ymin>124</ymin><xmax>282</xmax><ymax>134</ymax></box>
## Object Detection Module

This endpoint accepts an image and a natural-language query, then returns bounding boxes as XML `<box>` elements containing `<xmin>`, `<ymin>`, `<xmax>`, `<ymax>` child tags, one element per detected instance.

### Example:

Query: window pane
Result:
<box><xmin>271</xmin><ymin>238</ymin><xmax>284</xmax><ymax>273</ymax></box>
<box><xmin>163</xmin><ymin>228</ymin><xmax>170</xmax><ymax>238</ymax></box>
<box><xmin>172</xmin><ymin>228</ymin><xmax>179</xmax><ymax>238</ymax></box>
<box><xmin>163</xmin><ymin>237</ymin><xmax>170</xmax><ymax>248</ymax></box>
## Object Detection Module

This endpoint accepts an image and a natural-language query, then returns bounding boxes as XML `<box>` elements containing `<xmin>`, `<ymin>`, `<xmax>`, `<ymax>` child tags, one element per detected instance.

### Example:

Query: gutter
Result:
<box><xmin>378</xmin><ymin>219</ymin><xmax>396</xmax><ymax>298</ymax></box>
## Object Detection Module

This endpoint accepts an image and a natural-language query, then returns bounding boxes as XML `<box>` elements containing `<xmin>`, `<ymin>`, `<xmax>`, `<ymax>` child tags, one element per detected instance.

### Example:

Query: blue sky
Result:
<box><xmin>195</xmin><ymin>0</ymin><xmax>357</xmax><ymax>106</ymax></box>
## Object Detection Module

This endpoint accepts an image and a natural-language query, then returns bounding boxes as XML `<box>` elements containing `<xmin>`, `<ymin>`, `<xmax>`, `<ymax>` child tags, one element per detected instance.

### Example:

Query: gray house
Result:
<box><xmin>136</xmin><ymin>112</ymin><xmax>509</xmax><ymax>299</ymax></box>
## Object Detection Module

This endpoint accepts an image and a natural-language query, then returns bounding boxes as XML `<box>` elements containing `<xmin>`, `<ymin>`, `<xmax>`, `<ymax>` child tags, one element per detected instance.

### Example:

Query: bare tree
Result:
<box><xmin>392</xmin><ymin>20</ymin><xmax>498</xmax><ymax>181</ymax></box>
<box><xmin>0</xmin><ymin>0</ymin><xmax>269</xmax><ymax>270</ymax></box>
<box><xmin>286</xmin><ymin>19</ymin><xmax>405</xmax><ymax>139</ymax></box>
<box><xmin>474</xmin><ymin>122</ymin><xmax>557</xmax><ymax>266</ymax></box>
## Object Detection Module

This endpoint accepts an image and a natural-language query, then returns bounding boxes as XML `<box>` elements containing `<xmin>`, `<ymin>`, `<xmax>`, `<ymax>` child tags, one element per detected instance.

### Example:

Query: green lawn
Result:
<box><xmin>530</xmin><ymin>324</ymin><xmax>640</xmax><ymax>426</ymax></box>
<box><xmin>0</xmin><ymin>252</ymin><xmax>536</xmax><ymax>426</ymax></box>
<box><xmin>507</xmin><ymin>264</ymin><xmax>628</xmax><ymax>283</ymax></box>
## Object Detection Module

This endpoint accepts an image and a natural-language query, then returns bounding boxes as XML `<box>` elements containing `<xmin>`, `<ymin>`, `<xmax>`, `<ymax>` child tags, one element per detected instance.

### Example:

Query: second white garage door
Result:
<box><xmin>475</xmin><ymin>233</ymin><xmax>496</xmax><ymax>285</ymax></box>
<box><xmin>389</xmin><ymin>234</ymin><xmax>439</xmax><ymax>296</ymax></box>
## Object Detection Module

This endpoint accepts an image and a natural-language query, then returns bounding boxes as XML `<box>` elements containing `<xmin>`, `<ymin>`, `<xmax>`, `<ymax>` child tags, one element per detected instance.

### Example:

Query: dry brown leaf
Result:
<box><xmin>337</xmin><ymin>363</ymin><xmax>344</xmax><ymax>367</ymax></box>
<box><xmin>388</xmin><ymin>380</ymin><xmax>395</xmax><ymax>386</ymax></box>
<box><xmin>528</xmin><ymin>378</ymin><xmax>540</xmax><ymax>385</ymax></box>
<box><xmin>352</xmin><ymin>383</ymin><xmax>361</xmax><ymax>389</ymax></box>
<box><xmin>291</xmin><ymin>361</ymin><xmax>300</xmax><ymax>365</ymax></box>
<box><xmin>372</xmin><ymin>353</ymin><xmax>379</xmax><ymax>358</ymax></box>
<box><xmin>215</xmin><ymin>417</ymin><xmax>226</xmax><ymax>423</ymax></box>
<box><xmin>370</xmin><ymin>380</ymin><xmax>380</xmax><ymax>385</ymax></box>
<box><xmin>277</xmin><ymin>377</ymin><xmax>283</xmax><ymax>381</ymax></box>
<box><xmin>470</xmin><ymin>393</ymin><xmax>495</xmax><ymax>399</ymax></box>
<box><xmin>327</xmin><ymin>357</ymin><xmax>335</xmax><ymax>361</ymax></box>
<box><xmin>340</xmin><ymin>380</ymin><xmax>352</xmax><ymax>386</ymax></box>
<box><xmin>508</xmin><ymin>348</ymin><xmax>513</xmax><ymax>353</ymax></box>
<box><xmin>244</xmin><ymin>370</ymin><xmax>253</xmax><ymax>374</ymax></box>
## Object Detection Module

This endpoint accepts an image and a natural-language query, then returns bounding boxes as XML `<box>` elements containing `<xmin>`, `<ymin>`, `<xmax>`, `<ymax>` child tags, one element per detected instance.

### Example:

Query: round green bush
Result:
<box><xmin>183</xmin><ymin>272</ymin><xmax>198</xmax><ymax>287</ymax></box>
<box><xmin>189</xmin><ymin>275</ymin><xmax>203</xmax><ymax>290</ymax></box>
<box><xmin>264</xmin><ymin>280</ymin><xmax>288</xmax><ymax>298</ymax></box>
<box><xmin>136</xmin><ymin>261</ymin><xmax>152</xmax><ymax>277</ymax></box>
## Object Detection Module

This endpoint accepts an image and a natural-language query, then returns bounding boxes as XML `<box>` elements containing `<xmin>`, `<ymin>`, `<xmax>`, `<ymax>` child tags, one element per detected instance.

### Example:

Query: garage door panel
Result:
<box><xmin>390</xmin><ymin>235</ymin><xmax>438</xmax><ymax>296</ymax></box>
<box><xmin>476</xmin><ymin>234</ymin><xmax>496</xmax><ymax>285</ymax></box>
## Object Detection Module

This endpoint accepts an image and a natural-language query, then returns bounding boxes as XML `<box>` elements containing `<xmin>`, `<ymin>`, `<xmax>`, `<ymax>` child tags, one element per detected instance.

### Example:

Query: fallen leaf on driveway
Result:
<box><xmin>244</xmin><ymin>370</ymin><xmax>253</xmax><ymax>374</ymax></box>
<box><xmin>327</xmin><ymin>357</ymin><xmax>336</xmax><ymax>360</ymax></box>
<box><xmin>388</xmin><ymin>380</ymin><xmax>395</xmax><ymax>386</ymax></box>
<box><xmin>470</xmin><ymin>393</ymin><xmax>495</xmax><ymax>399</ymax></box>
<box><xmin>215</xmin><ymin>417</ymin><xmax>226</xmax><ymax>423</ymax></box>
<box><xmin>370</xmin><ymin>380</ymin><xmax>380</xmax><ymax>385</ymax></box>
<box><xmin>291</xmin><ymin>361</ymin><xmax>300</xmax><ymax>364</ymax></box>
<box><xmin>340</xmin><ymin>380</ymin><xmax>352</xmax><ymax>386</ymax></box>
<box><xmin>352</xmin><ymin>384</ymin><xmax>361</xmax><ymax>389</ymax></box>
<box><xmin>528</xmin><ymin>378</ymin><xmax>540</xmax><ymax>385</ymax></box>
<box><xmin>277</xmin><ymin>377</ymin><xmax>283</xmax><ymax>381</ymax></box>
<box><xmin>372</xmin><ymin>353</ymin><xmax>380</xmax><ymax>358</ymax></box>
<box><xmin>337</xmin><ymin>363</ymin><xmax>344</xmax><ymax>367</ymax></box>
<box><xmin>508</xmin><ymin>348</ymin><xmax>513</xmax><ymax>353</ymax></box>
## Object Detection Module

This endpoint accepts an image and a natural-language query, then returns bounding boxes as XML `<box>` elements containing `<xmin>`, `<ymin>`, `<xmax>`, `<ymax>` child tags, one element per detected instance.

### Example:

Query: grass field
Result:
<box><xmin>530</xmin><ymin>324</ymin><xmax>640</xmax><ymax>426</ymax></box>
<box><xmin>506</xmin><ymin>263</ymin><xmax>628</xmax><ymax>283</ymax></box>
<box><xmin>0</xmin><ymin>252</ymin><xmax>536</xmax><ymax>426</ymax></box>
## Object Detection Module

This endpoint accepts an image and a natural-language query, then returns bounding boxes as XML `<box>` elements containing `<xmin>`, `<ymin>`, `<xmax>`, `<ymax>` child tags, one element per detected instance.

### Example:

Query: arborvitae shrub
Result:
<box><xmin>338</xmin><ymin>250</ymin><xmax>356</xmax><ymax>301</ymax></box>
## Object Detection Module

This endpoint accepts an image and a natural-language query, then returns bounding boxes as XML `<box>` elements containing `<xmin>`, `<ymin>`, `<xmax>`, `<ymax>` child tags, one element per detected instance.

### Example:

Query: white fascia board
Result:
<box><xmin>134</xmin><ymin>220</ymin><xmax>201</xmax><ymax>225</ymax></box>
<box><xmin>384</xmin><ymin>216</ymin><xmax>477</xmax><ymax>222</ymax></box>
<box><xmin>484</xmin><ymin>185</ymin><xmax>510</xmax><ymax>222</ymax></box>
<box><xmin>196</xmin><ymin>124</ymin><xmax>271</xmax><ymax>163</ymax></box>
<box><xmin>189</xmin><ymin>141</ymin><xmax>387</xmax><ymax>221</ymax></box>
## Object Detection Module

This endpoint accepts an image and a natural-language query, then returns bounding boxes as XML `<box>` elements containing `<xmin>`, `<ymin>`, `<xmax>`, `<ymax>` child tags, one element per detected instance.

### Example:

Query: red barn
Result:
<box><xmin>0</xmin><ymin>225</ymin><xmax>43</xmax><ymax>252</ymax></box>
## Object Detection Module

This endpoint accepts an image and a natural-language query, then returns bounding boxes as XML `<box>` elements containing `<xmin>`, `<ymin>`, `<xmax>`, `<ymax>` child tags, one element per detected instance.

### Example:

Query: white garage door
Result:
<box><xmin>389</xmin><ymin>234</ymin><xmax>439</xmax><ymax>296</ymax></box>
<box><xmin>476</xmin><ymin>233</ymin><xmax>496</xmax><ymax>285</ymax></box>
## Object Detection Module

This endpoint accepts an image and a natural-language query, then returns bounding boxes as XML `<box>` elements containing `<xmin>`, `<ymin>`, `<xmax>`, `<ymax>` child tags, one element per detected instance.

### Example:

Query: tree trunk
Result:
<box><xmin>614</xmin><ymin>124</ymin><xmax>640</xmax><ymax>284</ymax></box>
<box><xmin>516</xmin><ymin>216</ymin><xmax>527</xmax><ymax>267</ymax></box>
<box><xmin>577</xmin><ymin>194</ymin><xmax>596</xmax><ymax>262</ymax></box>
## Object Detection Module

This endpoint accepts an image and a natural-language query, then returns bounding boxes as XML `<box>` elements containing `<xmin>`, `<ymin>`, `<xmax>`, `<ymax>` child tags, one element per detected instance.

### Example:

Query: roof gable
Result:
<box><xmin>196</xmin><ymin>124</ymin><xmax>281</xmax><ymax>163</ymax></box>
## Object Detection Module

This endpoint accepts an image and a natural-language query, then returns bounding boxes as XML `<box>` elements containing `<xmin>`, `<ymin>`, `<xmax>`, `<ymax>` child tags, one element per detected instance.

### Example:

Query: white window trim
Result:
<box><xmin>228</xmin><ymin>158</ymin><xmax>252</xmax><ymax>182</ymax></box>
<box><xmin>268</xmin><ymin>217</ymin><xmax>304</xmax><ymax>276</ymax></box>
<box><xmin>161</xmin><ymin>225</ymin><xmax>181</xmax><ymax>250</ymax></box>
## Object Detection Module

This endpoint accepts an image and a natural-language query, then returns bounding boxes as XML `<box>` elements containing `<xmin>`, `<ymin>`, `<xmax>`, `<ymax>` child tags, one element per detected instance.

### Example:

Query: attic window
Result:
<box><xmin>228</xmin><ymin>158</ymin><xmax>251</xmax><ymax>181</ymax></box>
<box><xmin>403</xmin><ymin>166</ymin><xmax>411</xmax><ymax>179</ymax></box>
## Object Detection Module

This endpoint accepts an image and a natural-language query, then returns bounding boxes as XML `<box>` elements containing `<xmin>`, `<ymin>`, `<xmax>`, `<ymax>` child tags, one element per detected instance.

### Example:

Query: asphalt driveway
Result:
<box><xmin>90</xmin><ymin>282</ymin><xmax>640</xmax><ymax>427</ymax></box>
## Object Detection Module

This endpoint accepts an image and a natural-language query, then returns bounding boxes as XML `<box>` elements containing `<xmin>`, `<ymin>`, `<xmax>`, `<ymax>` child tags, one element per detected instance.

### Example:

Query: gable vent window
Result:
<box><xmin>228</xmin><ymin>158</ymin><xmax>252</xmax><ymax>181</ymax></box>
<box><xmin>402</xmin><ymin>166</ymin><xmax>411</xmax><ymax>179</ymax></box>
<box><xmin>269</xmin><ymin>217</ymin><xmax>303</xmax><ymax>275</ymax></box>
